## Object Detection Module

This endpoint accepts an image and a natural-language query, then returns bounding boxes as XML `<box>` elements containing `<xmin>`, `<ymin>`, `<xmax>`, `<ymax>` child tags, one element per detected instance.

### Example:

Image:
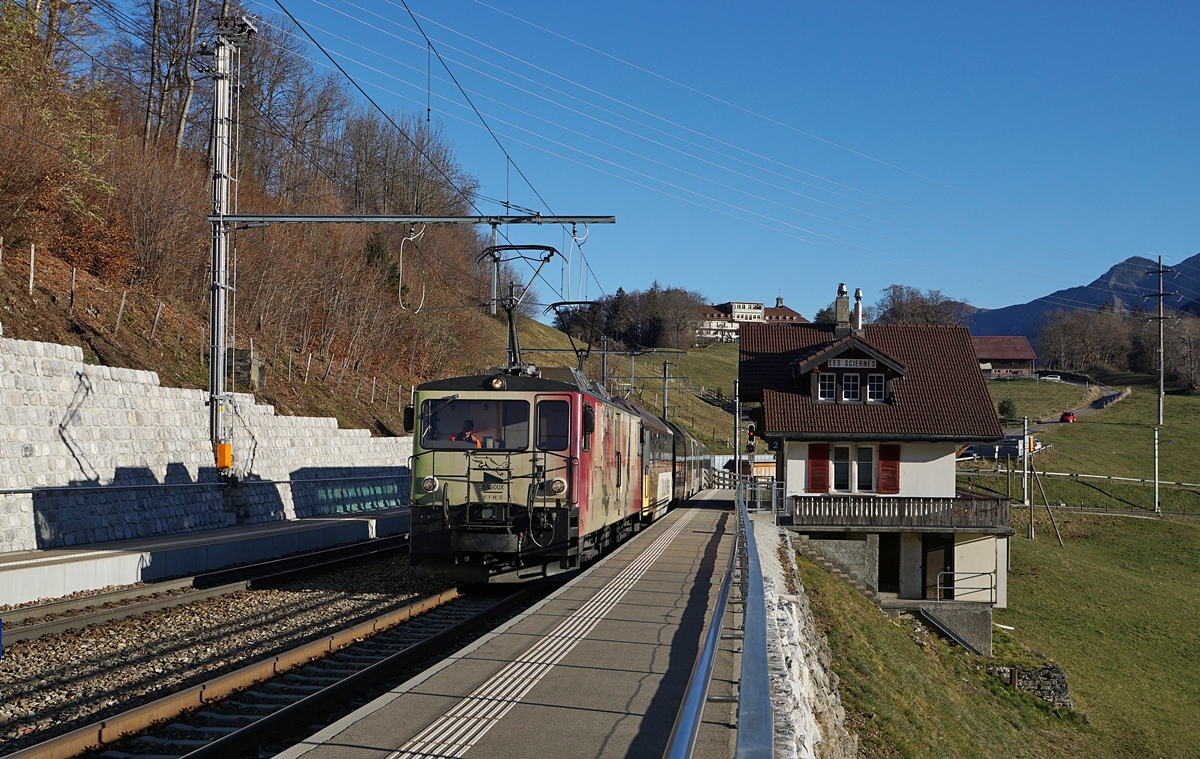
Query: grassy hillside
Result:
<box><xmin>674</xmin><ymin>342</ymin><xmax>740</xmax><ymax>398</ymax></box>
<box><xmin>998</xmin><ymin>511</ymin><xmax>1200</xmax><ymax>758</ymax></box>
<box><xmin>1033</xmin><ymin>372</ymin><xmax>1200</xmax><ymax>483</ymax></box>
<box><xmin>800</xmin><ymin>510</ymin><xmax>1200</xmax><ymax>757</ymax></box>
<box><xmin>616</xmin><ymin>343</ymin><xmax>741</xmax><ymax>454</ymax></box>
<box><xmin>965</xmin><ymin>373</ymin><xmax>1200</xmax><ymax>513</ymax></box>
<box><xmin>986</xmin><ymin>377</ymin><xmax>1099</xmax><ymax>423</ymax></box>
<box><xmin>796</xmin><ymin>557</ymin><xmax>1088</xmax><ymax>758</ymax></box>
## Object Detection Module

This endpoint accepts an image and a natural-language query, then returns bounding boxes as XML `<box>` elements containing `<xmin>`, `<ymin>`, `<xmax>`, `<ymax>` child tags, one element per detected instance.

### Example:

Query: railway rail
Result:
<box><xmin>2</xmin><ymin>534</ymin><xmax>410</xmax><ymax>645</ymax></box>
<box><xmin>10</xmin><ymin>585</ymin><xmax>545</xmax><ymax>759</ymax></box>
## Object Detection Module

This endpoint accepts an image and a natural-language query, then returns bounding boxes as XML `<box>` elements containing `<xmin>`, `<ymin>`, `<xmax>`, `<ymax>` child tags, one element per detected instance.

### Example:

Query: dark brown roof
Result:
<box><xmin>970</xmin><ymin>335</ymin><xmax>1036</xmax><ymax>361</ymax></box>
<box><xmin>740</xmin><ymin>323</ymin><xmax>1002</xmax><ymax>441</ymax></box>
<box><xmin>698</xmin><ymin>304</ymin><xmax>732</xmax><ymax>319</ymax></box>
<box><xmin>763</xmin><ymin>305</ymin><xmax>808</xmax><ymax>322</ymax></box>
<box><xmin>795</xmin><ymin>334</ymin><xmax>906</xmax><ymax>376</ymax></box>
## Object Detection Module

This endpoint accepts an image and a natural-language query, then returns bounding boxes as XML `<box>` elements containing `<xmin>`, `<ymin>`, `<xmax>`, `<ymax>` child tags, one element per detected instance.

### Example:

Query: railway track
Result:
<box><xmin>2</xmin><ymin>535</ymin><xmax>410</xmax><ymax>644</ymax></box>
<box><xmin>9</xmin><ymin>585</ymin><xmax>546</xmax><ymax>759</ymax></box>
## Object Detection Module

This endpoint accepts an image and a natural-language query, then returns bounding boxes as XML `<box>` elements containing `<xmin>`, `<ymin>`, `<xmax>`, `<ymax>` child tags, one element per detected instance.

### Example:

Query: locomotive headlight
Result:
<box><xmin>548</xmin><ymin>478</ymin><xmax>567</xmax><ymax>495</ymax></box>
<box><xmin>489</xmin><ymin>376</ymin><xmax>505</xmax><ymax>390</ymax></box>
<box><xmin>421</xmin><ymin>475</ymin><xmax>439</xmax><ymax>493</ymax></box>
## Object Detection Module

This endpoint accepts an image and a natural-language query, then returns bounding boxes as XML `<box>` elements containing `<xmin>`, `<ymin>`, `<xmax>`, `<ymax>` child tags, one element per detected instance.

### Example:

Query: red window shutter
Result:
<box><xmin>807</xmin><ymin>444</ymin><xmax>830</xmax><ymax>493</ymax></box>
<box><xmin>879</xmin><ymin>444</ymin><xmax>901</xmax><ymax>494</ymax></box>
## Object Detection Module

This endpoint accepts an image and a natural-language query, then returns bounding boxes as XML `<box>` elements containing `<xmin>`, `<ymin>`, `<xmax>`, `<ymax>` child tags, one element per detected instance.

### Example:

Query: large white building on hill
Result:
<box><xmin>697</xmin><ymin>297</ymin><xmax>806</xmax><ymax>343</ymax></box>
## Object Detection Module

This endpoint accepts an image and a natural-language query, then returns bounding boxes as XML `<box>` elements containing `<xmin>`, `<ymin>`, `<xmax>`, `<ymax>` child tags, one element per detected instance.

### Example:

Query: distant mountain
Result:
<box><xmin>967</xmin><ymin>252</ymin><xmax>1200</xmax><ymax>340</ymax></box>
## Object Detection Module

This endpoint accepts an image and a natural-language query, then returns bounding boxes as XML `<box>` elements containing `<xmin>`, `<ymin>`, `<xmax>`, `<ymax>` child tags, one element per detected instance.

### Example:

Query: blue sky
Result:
<box><xmin>254</xmin><ymin>0</ymin><xmax>1200</xmax><ymax>317</ymax></box>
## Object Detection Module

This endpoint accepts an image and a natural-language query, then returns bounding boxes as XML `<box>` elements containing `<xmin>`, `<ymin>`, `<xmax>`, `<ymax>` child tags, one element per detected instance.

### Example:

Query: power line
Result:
<box><xmin>269</xmin><ymin>0</ymin><xmax>484</xmax><ymax>221</ymax></box>
<box><xmin>274</xmin><ymin>0</ymin><xmax>605</xmax><ymax>297</ymax></box>
<box><xmin>281</xmin><ymin>5</ymin><xmax>1086</xmax><ymax>282</ymax></box>
<box><xmin>393</xmin><ymin>0</ymin><xmax>606</xmax><ymax>299</ymax></box>
<box><xmin>274</xmin><ymin>4</ymin><xmax>1168</xmax><ymax>308</ymax></box>
<box><xmin>245</xmin><ymin>10</ymin><xmax>569</xmax><ymax>303</ymax></box>
<box><xmin>396</xmin><ymin>0</ymin><xmax>556</xmax><ymax>220</ymax></box>
<box><xmin>81</xmin><ymin>3</ymin><xmax>1185</xmax><ymax>317</ymax></box>
<box><xmin>261</xmin><ymin>2</ymin><xmax>570</xmax><ymax>303</ymax></box>
<box><xmin>467</xmin><ymin>0</ymin><xmax>1135</xmax><ymax>251</ymax></box>
<box><xmin>388</xmin><ymin>0</ymin><xmax>1101</xmax><ymax>263</ymax></box>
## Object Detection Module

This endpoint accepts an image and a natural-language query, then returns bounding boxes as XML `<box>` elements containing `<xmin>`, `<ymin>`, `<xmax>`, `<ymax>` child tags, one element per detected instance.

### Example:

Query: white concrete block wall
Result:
<box><xmin>0</xmin><ymin>337</ymin><xmax>411</xmax><ymax>553</ymax></box>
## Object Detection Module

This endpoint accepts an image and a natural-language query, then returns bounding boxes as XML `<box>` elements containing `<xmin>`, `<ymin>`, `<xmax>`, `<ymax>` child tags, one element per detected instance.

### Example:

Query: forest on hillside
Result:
<box><xmin>0</xmin><ymin>0</ymin><xmax>512</xmax><ymax>385</ymax></box>
<box><xmin>1036</xmin><ymin>304</ymin><xmax>1200</xmax><ymax>391</ymax></box>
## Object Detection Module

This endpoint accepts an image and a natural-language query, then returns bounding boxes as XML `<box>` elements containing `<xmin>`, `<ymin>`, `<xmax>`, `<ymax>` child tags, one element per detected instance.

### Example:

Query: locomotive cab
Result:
<box><xmin>408</xmin><ymin>371</ymin><xmax>590</xmax><ymax>582</ymax></box>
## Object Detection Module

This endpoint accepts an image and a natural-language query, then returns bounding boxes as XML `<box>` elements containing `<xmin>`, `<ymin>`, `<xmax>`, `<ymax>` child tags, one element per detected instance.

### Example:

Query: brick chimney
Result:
<box><xmin>834</xmin><ymin>283</ymin><xmax>851</xmax><ymax>337</ymax></box>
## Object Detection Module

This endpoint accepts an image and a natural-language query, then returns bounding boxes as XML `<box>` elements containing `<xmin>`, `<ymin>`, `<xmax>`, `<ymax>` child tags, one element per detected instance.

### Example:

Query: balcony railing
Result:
<box><xmin>788</xmin><ymin>490</ymin><xmax>1011</xmax><ymax>531</ymax></box>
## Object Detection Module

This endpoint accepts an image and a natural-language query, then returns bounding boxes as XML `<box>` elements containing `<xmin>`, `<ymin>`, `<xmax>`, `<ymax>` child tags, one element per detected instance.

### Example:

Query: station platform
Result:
<box><xmin>0</xmin><ymin>508</ymin><xmax>410</xmax><ymax>607</ymax></box>
<box><xmin>277</xmin><ymin>492</ymin><xmax>737</xmax><ymax>759</ymax></box>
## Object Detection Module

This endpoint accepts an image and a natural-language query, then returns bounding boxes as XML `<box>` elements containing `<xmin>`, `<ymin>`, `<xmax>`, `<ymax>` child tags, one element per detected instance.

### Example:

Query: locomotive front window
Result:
<box><xmin>536</xmin><ymin>400</ymin><xmax>571</xmax><ymax>451</ymax></box>
<box><xmin>420</xmin><ymin>399</ymin><xmax>529</xmax><ymax>450</ymax></box>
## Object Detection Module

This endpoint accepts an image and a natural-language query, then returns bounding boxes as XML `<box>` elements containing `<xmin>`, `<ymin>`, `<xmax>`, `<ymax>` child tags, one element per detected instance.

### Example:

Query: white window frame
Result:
<box><xmin>867</xmin><ymin>373</ymin><xmax>886</xmax><ymax>402</ymax></box>
<box><xmin>842</xmin><ymin>373</ymin><xmax>860</xmax><ymax>402</ymax></box>
<box><xmin>817</xmin><ymin>373</ymin><xmax>835</xmax><ymax>402</ymax></box>
<box><xmin>828</xmin><ymin>444</ymin><xmax>878</xmax><ymax>494</ymax></box>
<box><xmin>832</xmin><ymin>446</ymin><xmax>852</xmax><ymax>491</ymax></box>
<box><xmin>855</xmin><ymin>445</ymin><xmax>876</xmax><ymax>492</ymax></box>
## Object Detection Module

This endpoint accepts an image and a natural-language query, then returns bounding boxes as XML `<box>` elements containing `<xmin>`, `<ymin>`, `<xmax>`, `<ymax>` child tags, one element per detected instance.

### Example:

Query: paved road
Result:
<box><xmin>1002</xmin><ymin>381</ymin><xmax>1122</xmax><ymax>436</ymax></box>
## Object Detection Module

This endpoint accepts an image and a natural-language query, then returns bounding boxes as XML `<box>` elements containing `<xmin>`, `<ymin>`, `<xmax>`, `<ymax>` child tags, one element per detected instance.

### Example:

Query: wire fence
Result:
<box><xmin>959</xmin><ymin>467</ymin><xmax>1200</xmax><ymax>491</ymax></box>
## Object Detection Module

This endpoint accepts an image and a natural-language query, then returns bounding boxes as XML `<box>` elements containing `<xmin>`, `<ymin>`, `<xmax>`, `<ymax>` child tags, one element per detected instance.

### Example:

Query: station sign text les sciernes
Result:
<box><xmin>828</xmin><ymin>358</ymin><xmax>876</xmax><ymax>369</ymax></box>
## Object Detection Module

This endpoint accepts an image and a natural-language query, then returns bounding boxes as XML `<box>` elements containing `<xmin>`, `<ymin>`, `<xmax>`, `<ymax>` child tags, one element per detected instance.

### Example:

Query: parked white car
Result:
<box><xmin>1042</xmin><ymin>374</ymin><xmax>1061</xmax><ymax>382</ymax></box>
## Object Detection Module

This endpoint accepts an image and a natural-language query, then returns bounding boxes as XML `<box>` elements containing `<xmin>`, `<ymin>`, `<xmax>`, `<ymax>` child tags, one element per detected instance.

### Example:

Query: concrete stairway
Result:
<box><xmin>794</xmin><ymin>539</ymin><xmax>880</xmax><ymax>603</ymax></box>
<box><xmin>793</xmin><ymin>534</ymin><xmax>993</xmax><ymax>655</ymax></box>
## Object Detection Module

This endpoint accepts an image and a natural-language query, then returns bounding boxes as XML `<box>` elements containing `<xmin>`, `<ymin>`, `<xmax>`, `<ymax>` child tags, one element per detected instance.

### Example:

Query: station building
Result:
<box><xmin>739</xmin><ymin>285</ymin><xmax>1011</xmax><ymax>654</ymax></box>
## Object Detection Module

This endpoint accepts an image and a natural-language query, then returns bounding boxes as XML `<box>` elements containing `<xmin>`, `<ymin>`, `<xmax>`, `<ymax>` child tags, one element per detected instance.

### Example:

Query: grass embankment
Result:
<box><xmin>800</xmin><ymin>510</ymin><xmax>1200</xmax><ymax>757</ymax></box>
<box><xmin>599</xmin><ymin>343</ymin><xmax>740</xmax><ymax>454</ymax></box>
<box><xmin>796</xmin><ymin>556</ymin><xmax>1087</xmax><ymax>758</ymax></box>
<box><xmin>999</xmin><ymin>511</ymin><xmax>1200</xmax><ymax>758</ymax></box>
<box><xmin>619</xmin><ymin>342</ymin><xmax>741</xmax><ymax>454</ymax></box>
<box><xmin>987</xmin><ymin>377</ymin><xmax>1099</xmax><ymax>423</ymax></box>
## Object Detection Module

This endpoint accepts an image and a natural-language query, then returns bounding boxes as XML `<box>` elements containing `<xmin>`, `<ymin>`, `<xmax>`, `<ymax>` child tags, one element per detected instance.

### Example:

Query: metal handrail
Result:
<box><xmin>936</xmin><ymin>570</ymin><xmax>996</xmax><ymax>604</ymax></box>
<box><xmin>736</xmin><ymin>482</ymin><xmax>774</xmax><ymax>759</ymax></box>
<box><xmin>662</xmin><ymin>483</ymin><xmax>774</xmax><ymax>759</ymax></box>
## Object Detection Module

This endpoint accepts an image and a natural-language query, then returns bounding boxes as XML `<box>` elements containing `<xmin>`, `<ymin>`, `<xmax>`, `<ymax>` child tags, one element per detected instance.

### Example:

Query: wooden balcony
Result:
<box><xmin>785</xmin><ymin>489</ymin><xmax>1012</xmax><ymax>533</ymax></box>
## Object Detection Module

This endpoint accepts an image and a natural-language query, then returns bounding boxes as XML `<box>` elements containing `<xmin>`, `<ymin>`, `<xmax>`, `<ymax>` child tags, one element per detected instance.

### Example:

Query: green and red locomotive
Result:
<box><xmin>405</xmin><ymin>365</ymin><xmax>711</xmax><ymax>582</ymax></box>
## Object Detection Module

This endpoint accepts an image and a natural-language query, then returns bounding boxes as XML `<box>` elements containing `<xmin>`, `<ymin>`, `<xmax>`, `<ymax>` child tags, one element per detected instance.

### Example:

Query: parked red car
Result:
<box><xmin>1060</xmin><ymin>411</ymin><xmax>1077</xmax><ymax>423</ymax></box>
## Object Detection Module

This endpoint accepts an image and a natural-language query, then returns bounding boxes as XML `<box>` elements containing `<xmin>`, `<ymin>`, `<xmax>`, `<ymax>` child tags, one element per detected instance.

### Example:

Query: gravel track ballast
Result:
<box><xmin>0</xmin><ymin>554</ymin><xmax>449</xmax><ymax>756</ymax></box>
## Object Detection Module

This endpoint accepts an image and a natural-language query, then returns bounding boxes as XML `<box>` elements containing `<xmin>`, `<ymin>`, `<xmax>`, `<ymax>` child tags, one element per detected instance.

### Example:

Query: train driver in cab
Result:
<box><xmin>451</xmin><ymin>419</ymin><xmax>482</xmax><ymax>448</ymax></box>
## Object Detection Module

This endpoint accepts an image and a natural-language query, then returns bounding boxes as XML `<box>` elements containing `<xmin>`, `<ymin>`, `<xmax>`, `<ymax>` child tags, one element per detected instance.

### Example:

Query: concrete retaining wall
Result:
<box><xmin>0</xmin><ymin>337</ymin><xmax>411</xmax><ymax>553</ymax></box>
<box><xmin>753</xmin><ymin>516</ymin><xmax>857</xmax><ymax>759</ymax></box>
<box><xmin>800</xmin><ymin>534</ymin><xmax>879</xmax><ymax>595</ymax></box>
